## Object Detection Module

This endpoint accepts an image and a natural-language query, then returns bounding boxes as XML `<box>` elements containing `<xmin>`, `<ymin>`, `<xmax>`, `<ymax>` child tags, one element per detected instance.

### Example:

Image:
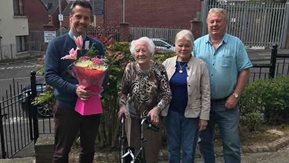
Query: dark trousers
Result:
<box><xmin>53</xmin><ymin>103</ymin><xmax>101</xmax><ymax>163</ymax></box>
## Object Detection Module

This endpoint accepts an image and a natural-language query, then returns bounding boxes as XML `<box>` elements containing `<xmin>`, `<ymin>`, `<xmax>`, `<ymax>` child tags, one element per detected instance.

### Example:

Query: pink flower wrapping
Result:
<box><xmin>61</xmin><ymin>35</ymin><xmax>107</xmax><ymax>116</ymax></box>
<box><xmin>72</xmin><ymin>65</ymin><xmax>106</xmax><ymax>115</ymax></box>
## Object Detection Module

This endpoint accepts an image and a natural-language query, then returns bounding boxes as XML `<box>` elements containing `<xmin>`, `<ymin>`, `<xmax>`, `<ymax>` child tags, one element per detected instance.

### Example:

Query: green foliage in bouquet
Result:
<box><xmin>86</xmin><ymin>43</ymin><xmax>98</xmax><ymax>58</ymax></box>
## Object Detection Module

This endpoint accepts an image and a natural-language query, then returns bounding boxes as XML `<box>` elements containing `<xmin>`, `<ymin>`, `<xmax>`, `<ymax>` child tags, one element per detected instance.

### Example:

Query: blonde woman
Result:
<box><xmin>163</xmin><ymin>30</ymin><xmax>210</xmax><ymax>163</ymax></box>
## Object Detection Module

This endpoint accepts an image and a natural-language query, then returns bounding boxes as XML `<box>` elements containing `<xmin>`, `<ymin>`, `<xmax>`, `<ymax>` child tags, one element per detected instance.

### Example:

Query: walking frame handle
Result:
<box><xmin>141</xmin><ymin>116</ymin><xmax>160</xmax><ymax>132</ymax></box>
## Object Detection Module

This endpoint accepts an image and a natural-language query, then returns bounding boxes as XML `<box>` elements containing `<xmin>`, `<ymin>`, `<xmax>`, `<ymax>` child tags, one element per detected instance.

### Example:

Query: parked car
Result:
<box><xmin>19</xmin><ymin>83</ymin><xmax>53</xmax><ymax>118</ymax></box>
<box><xmin>151</xmin><ymin>38</ymin><xmax>175</xmax><ymax>53</ymax></box>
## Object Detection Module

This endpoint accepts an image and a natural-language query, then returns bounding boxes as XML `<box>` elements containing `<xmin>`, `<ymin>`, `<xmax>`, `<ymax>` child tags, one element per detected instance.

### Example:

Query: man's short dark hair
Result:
<box><xmin>70</xmin><ymin>1</ymin><xmax>92</xmax><ymax>14</ymax></box>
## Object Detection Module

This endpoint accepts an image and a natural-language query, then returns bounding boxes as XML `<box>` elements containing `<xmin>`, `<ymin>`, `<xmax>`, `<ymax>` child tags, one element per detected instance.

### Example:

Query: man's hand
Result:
<box><xmin>225</xmin><ymin>95</ymin><xmax>238</xmax><ymax>109</ymax></box>
<box><xmin>76</xmin><ymin>85</ymin><xmax>92</xmax><ymax>101</ymax></box>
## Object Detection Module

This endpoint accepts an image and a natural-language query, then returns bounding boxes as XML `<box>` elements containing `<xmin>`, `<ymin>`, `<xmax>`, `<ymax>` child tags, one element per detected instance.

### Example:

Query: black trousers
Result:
<box><xmin>52</xmin><ymin>102</ymin><xmax>101</xmax><ymax>163</ymax></box>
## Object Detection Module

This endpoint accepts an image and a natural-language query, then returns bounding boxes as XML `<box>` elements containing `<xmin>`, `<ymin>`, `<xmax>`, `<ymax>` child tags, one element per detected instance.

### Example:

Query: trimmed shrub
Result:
<box><xmin>240</xmin><ymin>76</ymin><xmax>289</xmax><ymax>127</ymax></box>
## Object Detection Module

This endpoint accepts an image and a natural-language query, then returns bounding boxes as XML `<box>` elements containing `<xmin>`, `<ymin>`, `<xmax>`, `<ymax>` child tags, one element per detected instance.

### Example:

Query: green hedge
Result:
<box><xmin>239</xmin><ymin>76</ymin><xmax>289</xmax><ymax>130</ymax></box>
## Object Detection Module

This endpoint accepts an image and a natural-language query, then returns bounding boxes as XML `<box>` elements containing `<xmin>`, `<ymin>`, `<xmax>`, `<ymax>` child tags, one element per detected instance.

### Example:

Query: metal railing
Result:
<box><xmin>205</xmin><ymin>1</ymin><xmax>289</xmax><ymax>48</ymax></box>
<box><xmin>129</xmin><ymin>27</ymin><xmax>182</xmax><ymax>44</ymax></box>
<box><xmin>250</xmin><ymin>45</ymin><xmax>289</xmax><ymax>82</ymax></box>
<box><xmin>0</xmin><ymin>79</ymin><xmax>35</xmax><ymax>158</ymax></box>
<box><xmin>0</xmin><ymin>72</ymin><xmax>54</xmax><ymax>158</ymax></box>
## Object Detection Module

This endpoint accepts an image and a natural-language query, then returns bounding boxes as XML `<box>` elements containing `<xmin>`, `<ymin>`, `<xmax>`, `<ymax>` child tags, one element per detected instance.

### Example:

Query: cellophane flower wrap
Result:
<box><xmin>62</xmin><ymin>35</ymin><xmax>107</xmax><ymax>115</ymax></box>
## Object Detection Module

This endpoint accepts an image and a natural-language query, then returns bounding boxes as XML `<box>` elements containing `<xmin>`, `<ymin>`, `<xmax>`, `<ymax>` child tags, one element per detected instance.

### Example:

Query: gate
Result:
<box><xmin>0</xmin><ymin>71</ymin><xmax>54</xmax><ymax>158</ymax></box>
<box><xmin>202</xmin><ymin>0</ymin><xmax>289</xmax><ymax>48</ymax></box>
<box><xmin>0</xmin><ymin>75</ymin><xmax>38</xmax><ymax>158</ymax></box>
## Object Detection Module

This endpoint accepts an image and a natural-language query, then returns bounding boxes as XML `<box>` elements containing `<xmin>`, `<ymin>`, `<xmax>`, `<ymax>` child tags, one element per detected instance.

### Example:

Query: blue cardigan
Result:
<box><xmin>44</xmin><ymin>33</ymin><xmax>104</xmax><ymax>109</ymax></box>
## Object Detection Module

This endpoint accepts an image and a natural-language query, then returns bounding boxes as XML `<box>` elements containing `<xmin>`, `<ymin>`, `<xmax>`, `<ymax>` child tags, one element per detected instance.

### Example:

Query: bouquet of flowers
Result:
<box><xmin>62</xmin><ymin>35</ymin><xmax>107</xmax><ymax>115</ymax></box>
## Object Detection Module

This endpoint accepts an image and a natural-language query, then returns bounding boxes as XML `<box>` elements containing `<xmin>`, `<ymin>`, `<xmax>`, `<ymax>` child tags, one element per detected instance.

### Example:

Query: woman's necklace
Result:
<box><xmin>178</xmin><ymin>61</ymin><xmax>186</xmax><ymax>73</ymax></box>
<box><xmin>177</xmin><ymin>56</ymin><xmax>190</xmax><ymax>73</ymax></box>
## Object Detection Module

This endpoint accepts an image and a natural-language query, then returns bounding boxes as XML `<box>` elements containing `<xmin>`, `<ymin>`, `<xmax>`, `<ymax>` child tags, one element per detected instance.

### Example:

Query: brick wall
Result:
<box><xmin>23</xmin><ymin>0</ymin><xmax>49</xmax><ymax>31</ymax></box>
<box><xmin>104</xmin><ymin>0</ymin><xmax>122</xmax><ymax>25</ymax></box>
<box><xmin>105</xmin><ymin>0</ymin><xmax>201</xmax><ymax>29</ymax></box>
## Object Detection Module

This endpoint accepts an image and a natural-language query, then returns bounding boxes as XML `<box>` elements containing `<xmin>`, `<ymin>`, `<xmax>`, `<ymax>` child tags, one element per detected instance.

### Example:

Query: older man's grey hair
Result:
<box><xmin>130</xmin><ymin>37</ymin><xmax>155</xmax><ymax>55</ymax></box>
<box><xmin>207</xmin><ymin>8</ymin><xmax>228</xmax><ymax>23</ymax></box>
<box><xmin>175</xmin><ymin>30</ymin><xmax>194</xmax><ymax>45</ymax></box>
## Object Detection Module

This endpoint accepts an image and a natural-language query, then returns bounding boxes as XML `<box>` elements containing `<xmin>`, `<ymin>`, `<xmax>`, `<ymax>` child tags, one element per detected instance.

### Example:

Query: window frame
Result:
<box><xmin>13</xmin><ymin>0</ymin><xmax>24</xmax><ymax>16</ymax></box>
<box><xmin>16</xmin><ymin>35</ymin><xmax>28</xmax><ymax>52</ymax></box>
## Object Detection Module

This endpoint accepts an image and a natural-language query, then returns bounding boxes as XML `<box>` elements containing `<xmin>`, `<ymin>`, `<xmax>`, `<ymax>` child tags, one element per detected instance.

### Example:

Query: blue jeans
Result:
<box><xmin>199</xmin><ymin>100</ymin><xmax>241</xmax><ymax>163</ymax></box>
<box><xmin>165</xmin><ymin>110</ymin><xmax>199</xmax><ymax>163</ymax></box>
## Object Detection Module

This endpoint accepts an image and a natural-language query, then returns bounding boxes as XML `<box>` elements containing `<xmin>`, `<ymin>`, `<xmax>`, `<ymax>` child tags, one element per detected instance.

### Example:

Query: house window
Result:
<box><xmin>16</xmin><ymin>36</ymin><xmax>27</xmax><ymax>52</ymax></box>
<box><xmin>13</xmin><ymin>0</ymin><xmax>24</xmax><ymax>16</ymax></box>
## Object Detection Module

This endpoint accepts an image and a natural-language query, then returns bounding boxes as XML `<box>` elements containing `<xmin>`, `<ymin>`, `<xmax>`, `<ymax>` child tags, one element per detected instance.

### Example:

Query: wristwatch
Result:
<box><xmin>232</xmin><ymin>92</ymin><xmax>239</xmax><ymax>99</ymax></box>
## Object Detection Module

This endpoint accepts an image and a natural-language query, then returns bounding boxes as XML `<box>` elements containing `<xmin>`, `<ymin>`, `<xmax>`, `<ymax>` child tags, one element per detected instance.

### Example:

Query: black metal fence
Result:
<box><xmin>250</xmin><ymin>45</ymin><xmax>289</xmax><ymax>82</ymax></box>
<box><xmin>0</xmin><ymin>78</ymin><xmax>35</xmax><ymax>158</ymax></box>
<box><xmin>0</xmin><ymin>72</ymin><xmax>53</xmax><ymax>159</ymax></box>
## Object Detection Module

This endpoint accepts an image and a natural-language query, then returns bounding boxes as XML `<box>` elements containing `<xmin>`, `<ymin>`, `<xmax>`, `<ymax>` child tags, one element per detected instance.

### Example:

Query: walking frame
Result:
<box><xmin>119</xmin><ymin>114</ymin><xmax>159</xmax><ymax>163</ymax></box>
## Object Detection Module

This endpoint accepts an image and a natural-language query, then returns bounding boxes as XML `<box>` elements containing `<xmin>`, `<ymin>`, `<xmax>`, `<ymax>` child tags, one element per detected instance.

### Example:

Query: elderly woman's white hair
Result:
<box><xmin>130</xmin><ymin>37</ymin><xmax>155</xmax><ymax>56</ymax></box>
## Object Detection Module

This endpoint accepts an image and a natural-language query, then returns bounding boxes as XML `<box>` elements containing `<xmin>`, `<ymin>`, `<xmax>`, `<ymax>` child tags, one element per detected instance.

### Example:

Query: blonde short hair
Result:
<box><xmin>175</xmin><ymin>29</ymin><xmax>194</xmax><ymax>45</ymax></box>
<box><xmin>207</xmin><ymin>8</ymin><xmax>228</xmax><ymax>23</ymax></box>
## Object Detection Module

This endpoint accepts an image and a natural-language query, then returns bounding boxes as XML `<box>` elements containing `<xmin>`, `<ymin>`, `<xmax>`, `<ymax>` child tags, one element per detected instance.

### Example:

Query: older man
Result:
<box><xmin>193</xmin><ymin>8</ymin><xmax>252</xmax><ymax>163</ymax></box>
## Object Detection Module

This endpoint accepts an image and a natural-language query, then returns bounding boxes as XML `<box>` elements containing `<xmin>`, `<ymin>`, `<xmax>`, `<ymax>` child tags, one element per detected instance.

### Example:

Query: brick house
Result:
<box><xmin>24</xmin><ymin>0</ymin><xmax>68</xmax><ymax>31</ymax></box>
<box><xmin>23</xmin><ymin>0</ymin><xmax>68</xmax><ymax>51</ymax></box>
<box><xmin>24</xmin><ymin>0</ymin><xmax>50</xmax><ymax>31</ymax></box>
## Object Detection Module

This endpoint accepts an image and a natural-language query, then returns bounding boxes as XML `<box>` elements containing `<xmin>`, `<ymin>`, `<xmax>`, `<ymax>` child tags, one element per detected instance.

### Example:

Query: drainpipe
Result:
<box><xmin>200</xmin><ymin>0</ymin><xmax>209</xmax><ymax>35</ymax></box>
<box><xmin>122</xmin><ymin>0</ymin><xmax>126</xmax><ymax>23</ymax></box>
<box><xmin>281</xmin><ymin>0</ymin><xmax>289</xmax><ymax>48</ymax></box>
<box><xmin>58</xmin><ymin>0</ymin><xmax>63</xmax><ymax>36</ymax></box>
<box><xmin>0</xmin><ymin>36</ymin><xmax>2</xmax><ymax>60</ymax></box>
